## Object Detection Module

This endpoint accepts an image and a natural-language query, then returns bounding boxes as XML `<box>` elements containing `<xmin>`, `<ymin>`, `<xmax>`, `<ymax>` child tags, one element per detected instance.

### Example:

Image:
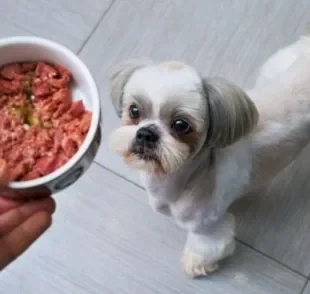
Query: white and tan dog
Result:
<box><xmin>108</xmin><ymin>28</ymin><xmax>310</xmax><ymax>278</ymax></box>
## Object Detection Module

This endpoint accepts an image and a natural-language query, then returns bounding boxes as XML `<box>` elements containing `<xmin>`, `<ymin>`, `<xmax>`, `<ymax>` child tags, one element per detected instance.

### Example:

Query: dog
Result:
<box><xmin>108</xmin><ymin>27</ymin><xmax>310</xmax><ymax>278</ymax></box>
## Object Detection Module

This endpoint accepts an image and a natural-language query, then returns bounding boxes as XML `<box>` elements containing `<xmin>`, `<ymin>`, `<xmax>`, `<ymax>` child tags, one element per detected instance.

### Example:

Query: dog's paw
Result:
<box><xmin>181</xmin><ymin>249</ymin><xmax>219</xmax><ymax>278</ymax></box>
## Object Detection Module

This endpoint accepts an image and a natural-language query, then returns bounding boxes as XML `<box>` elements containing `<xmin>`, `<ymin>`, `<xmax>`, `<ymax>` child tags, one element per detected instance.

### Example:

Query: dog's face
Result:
<box><xmin>109</xmin><ymin>59</ymin><xmax>259</xmax><ymax>176</ymax></box>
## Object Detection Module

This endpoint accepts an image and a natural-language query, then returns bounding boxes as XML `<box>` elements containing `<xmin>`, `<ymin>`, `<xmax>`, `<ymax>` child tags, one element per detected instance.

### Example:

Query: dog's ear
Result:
<box><xmin>202</xmin><ymin>77</ymin><xmax>259</xmax><ymax>148</ymax></box>
<box><xmin>109</xmin><ymin>58</ymin><xmax>152</xmax><ymax>117</ymax></box>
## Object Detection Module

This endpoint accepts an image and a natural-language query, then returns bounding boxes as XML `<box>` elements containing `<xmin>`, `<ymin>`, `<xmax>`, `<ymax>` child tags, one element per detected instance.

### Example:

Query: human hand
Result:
<box><xmin>0</xmin><ymin>160</ymin><xmax>55</xmax><ymax>271</ymax></box>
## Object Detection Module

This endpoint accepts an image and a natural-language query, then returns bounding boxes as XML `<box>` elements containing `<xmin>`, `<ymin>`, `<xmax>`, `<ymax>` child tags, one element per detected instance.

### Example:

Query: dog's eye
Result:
<box><xmin>172</xmin><ymin>119</ymin><xmax>191</xmax><ymax>134</ymax></box>
<box><xmin>129</xmin><ymin>104</ymin><xmax>140</xmax><ymax>120</ymax></box>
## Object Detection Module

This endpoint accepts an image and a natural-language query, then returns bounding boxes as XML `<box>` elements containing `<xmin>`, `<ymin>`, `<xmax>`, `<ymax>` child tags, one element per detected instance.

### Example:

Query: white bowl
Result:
<box><xmin>0</xmin><ymin>36</ymin><xmax>101</xmax><ymax>198</ymax></box>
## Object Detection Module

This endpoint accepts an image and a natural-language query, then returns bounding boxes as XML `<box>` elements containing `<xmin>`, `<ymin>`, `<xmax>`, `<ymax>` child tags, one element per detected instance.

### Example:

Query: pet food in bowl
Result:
<box><xmin>0</xmin><ymin>61</ymin><xmax>92</xmax><ymax>181</ymax></box>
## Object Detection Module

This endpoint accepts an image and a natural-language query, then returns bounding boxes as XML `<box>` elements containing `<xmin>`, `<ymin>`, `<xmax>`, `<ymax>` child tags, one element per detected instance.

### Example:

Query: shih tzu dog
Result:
<box><xmin>108</xmin><ymin>27</ymin><xmax>310</xmax><ymax>278</ymax></box>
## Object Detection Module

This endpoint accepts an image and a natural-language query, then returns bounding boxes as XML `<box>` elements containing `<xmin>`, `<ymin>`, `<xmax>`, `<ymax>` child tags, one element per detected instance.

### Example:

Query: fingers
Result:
<box><xmin>0</xmin><ymin>159</ymin><xmax>51</xmax><ymax>201</ymax></box>
<box><xmin>0</xmin><ymin>197</ymin><xmax>23</xmax><ymax>214</ymax></box>
<box><xmin>0</xmin><ymin>186</ymin><xmax>52</xmax><ymax>201</ymax></box>
<box><xmin>0</xmin><ymin>211</ymin><xmax>52</xmax><ymax>270</ymax></box>
<box><xmin>0</xmin><ymin>197</ymin><xmax>55</xmax><ymax>236</ymax></box>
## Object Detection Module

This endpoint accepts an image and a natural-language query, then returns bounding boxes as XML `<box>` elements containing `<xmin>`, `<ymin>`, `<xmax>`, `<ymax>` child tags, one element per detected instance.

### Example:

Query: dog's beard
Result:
<box><xmin>109</xmin><ymin>126</ymin><xmax>190</xmax><ymax>176</ymax></box>
<box><xmin>125</xmin><ymin>153</ymin><xmax>164</xmax><ymax>176</ymax></box>
<box><xmin>158</xmin><ymin>135</ymin><xmax>190</xmax><ymax>174</ymax></box>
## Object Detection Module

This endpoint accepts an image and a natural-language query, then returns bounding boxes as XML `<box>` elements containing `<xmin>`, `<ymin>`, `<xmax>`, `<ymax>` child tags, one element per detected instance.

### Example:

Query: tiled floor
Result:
<box><xmin>1</xmin><ymin>0</ymin><xmax>310</xmax><ymax>293</ymax></box>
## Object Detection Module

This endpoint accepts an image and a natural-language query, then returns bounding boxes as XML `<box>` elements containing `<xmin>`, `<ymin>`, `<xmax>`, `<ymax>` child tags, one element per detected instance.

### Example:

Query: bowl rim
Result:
<box><xmin>0</xmin><ymin>36</ymin><xmax>101</xmax><ymax>189</ymax></box>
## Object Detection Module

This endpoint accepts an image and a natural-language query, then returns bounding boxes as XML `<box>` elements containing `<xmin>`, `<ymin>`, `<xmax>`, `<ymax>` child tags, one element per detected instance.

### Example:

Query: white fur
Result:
<box><xmin>255</xmin><ymin>36</ymin><xmax>310</xmax><ymax>88</ymax></box>
<box><xmin>109</xmin><ymin>125</ymin><xmax>137</xmax><ymax>155</ymax></box>
<box><xmin>181</xmin><ymin>213</ymin><xmax>235</xmax><ymax>277</ymax></box>
<box><xmin>125</xmin><ymin>64</ymin><xmax>202</xmax><ymax>114</ymax></box>
<box><xmin>109</xmin><ymin>32</ymin><xmax>310</xmax><ymax>278</ymax></box>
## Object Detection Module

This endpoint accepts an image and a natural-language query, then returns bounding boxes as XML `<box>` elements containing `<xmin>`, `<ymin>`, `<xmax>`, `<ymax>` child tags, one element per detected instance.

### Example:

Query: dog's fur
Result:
<box><xmin>108</xmin><ymin>28</ymin><xmax>310</xmax><ymax>278</ymax></box>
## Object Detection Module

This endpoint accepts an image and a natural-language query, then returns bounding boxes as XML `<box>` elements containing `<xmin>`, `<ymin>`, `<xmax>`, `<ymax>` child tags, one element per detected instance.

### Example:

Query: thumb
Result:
<box><xmin>0</xmin><ymin>159</ymin><xmax>9</xmax><ymax>186</ymax></box>
<box><xmin>0</xmin><ymin>160</ymin><xmax>22</xmax><ymax>213</ymax></box>
<box><xmin>0</xmin><ymin>160</ymin><xmax>51</xmax><ymax>201</ymax></box>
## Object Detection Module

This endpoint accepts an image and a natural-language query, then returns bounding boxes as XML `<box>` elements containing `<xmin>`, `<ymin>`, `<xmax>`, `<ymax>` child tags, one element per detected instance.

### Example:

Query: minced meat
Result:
<box><xmin>0</xmin><ymin>61</ymin><xmax>92</xmax><ymax>181</ymax></box>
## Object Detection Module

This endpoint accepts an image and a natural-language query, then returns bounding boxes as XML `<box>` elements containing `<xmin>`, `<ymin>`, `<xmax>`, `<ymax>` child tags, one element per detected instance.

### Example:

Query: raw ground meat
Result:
<box><xmin>0</xmin><ymin>61</ymin><xmax>92</xmax><ymax>181</ymax></box>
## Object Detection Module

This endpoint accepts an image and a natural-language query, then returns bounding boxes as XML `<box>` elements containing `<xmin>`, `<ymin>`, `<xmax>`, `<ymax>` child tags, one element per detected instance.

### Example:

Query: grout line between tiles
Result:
<box><xmin>93</xmin><ymin>161</ymin><xmax>308</xmax><ymax>280</ymax></box>
<box><xmin>237</xmin><ymin>238</ymin><xmax>308</xmax><ymax>279</ymax></box>
<box><xmin>301</xmin><ymin>280</ymin><xmax>309</xmax><ymax>294</ymax></box>
<box><xmin>93</xmin><ymin>160</ymin><xmax>145</xmax><ymax>189</ymax></box>
<box><xmin>77</xmin><ymin>0</ymin><xmax>118</xmax><ymax>54</ymax></box>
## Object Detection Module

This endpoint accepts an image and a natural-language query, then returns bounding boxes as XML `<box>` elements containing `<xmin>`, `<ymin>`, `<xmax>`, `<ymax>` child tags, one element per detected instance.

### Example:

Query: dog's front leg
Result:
<box><xmin>181</xmin><ymin>213</ymin><xmax>236</xmax><ymax>278</ymax></box>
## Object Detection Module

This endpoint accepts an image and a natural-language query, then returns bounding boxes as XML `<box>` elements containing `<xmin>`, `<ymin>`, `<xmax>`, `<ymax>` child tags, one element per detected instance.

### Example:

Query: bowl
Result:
<box><xmin>0</xmin><ymin>36</ymin><xmax>101</xmax><ymax>199</ymax></box>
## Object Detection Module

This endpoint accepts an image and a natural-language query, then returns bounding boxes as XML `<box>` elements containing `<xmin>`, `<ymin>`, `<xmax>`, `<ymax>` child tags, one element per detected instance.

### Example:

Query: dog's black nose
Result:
<box><xmin>136</xmin><ymin>127</ymin><xmax>159</xmax><ymax>147</ymax></box>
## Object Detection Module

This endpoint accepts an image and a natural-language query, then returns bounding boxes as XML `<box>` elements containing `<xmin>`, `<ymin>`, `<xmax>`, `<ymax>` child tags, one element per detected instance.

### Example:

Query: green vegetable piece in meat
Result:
<box><xmin>23</xmin><ymin>72</ymin><xmax>34</xmax><ymax>100</ymax></box>
<box><xmin>11</xmin><ymin>107</ymin><xmax>23</xmax><ymax>119</ymax></box>
<box><xmin>27</xmin><ymin>115</ymin><xmax>42</xmax><ymax>126</ymax></box>
<box><xmin>11</xmin><ymin>103</ymin><xmax>29</xmax><ymax>120</ymax></box>
<box><xmin>26</xmin><ymin>72</ymin><xmax>34</xmax><ymax>83</ymax></box>
<box><xmin>24</xmin><ymin>87</ymin><xmax>32</xmax><ymax>99</ymax></box>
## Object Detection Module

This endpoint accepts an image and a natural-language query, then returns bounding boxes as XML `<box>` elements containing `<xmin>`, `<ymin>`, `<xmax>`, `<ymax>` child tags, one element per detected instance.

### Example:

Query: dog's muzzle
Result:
<box><xmin>133</xmin><ymin>125</ymin><xmax>160</xmax><ymax>158</ymax></box>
